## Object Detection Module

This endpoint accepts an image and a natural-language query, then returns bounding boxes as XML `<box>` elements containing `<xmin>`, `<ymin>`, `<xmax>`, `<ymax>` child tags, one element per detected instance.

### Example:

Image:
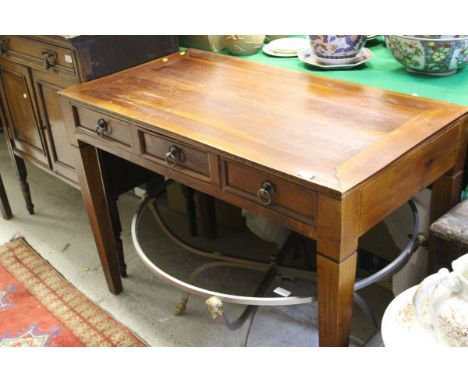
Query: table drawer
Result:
<box><xmin>75</xmin><ymin>107</ymin><xmax>134</xmax><ymax>150</ymax></box>
<box><xmin>138</xmin><ymin>129</ymin><xmax>211</xmax><ymax>180</ymax></box>
<box><xmin>221</xmin><ymin>160</ymin><xmax>316</xmax><ymax>225</ymax></box>
<box><xmin>2</xmin><ymin>36</ymin><xmax>75</xmax><ymax>74</ymax></box>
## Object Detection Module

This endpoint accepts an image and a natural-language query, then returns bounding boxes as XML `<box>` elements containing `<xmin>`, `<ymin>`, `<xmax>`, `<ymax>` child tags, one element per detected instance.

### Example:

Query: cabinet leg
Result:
<box><xmin>0</xmin><ymin>174</ymin><xmax>13</xmax><ymax>220</ymax></box>
<box><xmin>14</xmin><ymin>155</ymin><xmax>34</xmax><ymax>214</ymax></box>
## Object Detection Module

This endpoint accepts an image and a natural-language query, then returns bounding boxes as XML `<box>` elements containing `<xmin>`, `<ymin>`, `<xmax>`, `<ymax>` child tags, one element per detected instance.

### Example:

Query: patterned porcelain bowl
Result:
<box><xmin>386</xmin><ymin>35</ymin><xmax>468</xmax><ymax>76</ymax></box>
<box><xmin>308</xmin><ymin>35</ymin><xmax>367</xmax><ymax>59</ymax></box>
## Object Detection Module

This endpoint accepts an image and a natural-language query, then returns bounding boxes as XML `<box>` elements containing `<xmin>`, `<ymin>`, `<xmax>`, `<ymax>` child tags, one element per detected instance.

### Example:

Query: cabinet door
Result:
<box><xmin>31</xmin><ymin>69</ymin><xmax>79</xmax><ymax>183</ymax></box>
<box><xmin>0</xmin><ymin>60</ymin><xmax>49</xmax><ymax>166</ymax></box>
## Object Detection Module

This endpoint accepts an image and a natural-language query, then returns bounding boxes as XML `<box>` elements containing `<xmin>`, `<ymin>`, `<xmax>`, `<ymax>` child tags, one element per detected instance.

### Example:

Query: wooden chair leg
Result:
<box><xmin>0</xmin><ymin>173</ymin><xmax>12</xmax><ymax>220</ymax></box>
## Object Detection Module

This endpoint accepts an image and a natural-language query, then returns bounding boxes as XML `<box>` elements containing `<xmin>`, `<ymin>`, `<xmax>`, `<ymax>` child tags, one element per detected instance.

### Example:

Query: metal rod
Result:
<box><xmin>148</xmin><ymin>197</ymin><xmax>273</xmax><ymax>270</ymax></box>
<box><xmin>132</xmin><ymin>191</ymin><xmax>421</xmax><ymax>346</ymax></box>
<box><xmin>132</xmin><ymin>193</ymin><xmax>420</xmax><ymax>307</ymax></box>
<box><xmin>354</xmin><ymin>198</ymin><xmax>420</xmax><ymax>291</ymax></box>
<box><xmin>131</xmin><ymin>195</ymin><xmax>314</xmax><ymax>306</ymax></box>
<box><xmin>221</xmin><ymin>264</ymin><xmax>278</xmax><ymax>329</ymax></box>
<box><xmin>354</xmin><ymin>292</ymin><xmax>379</xmax><ymax>331</ymax></box>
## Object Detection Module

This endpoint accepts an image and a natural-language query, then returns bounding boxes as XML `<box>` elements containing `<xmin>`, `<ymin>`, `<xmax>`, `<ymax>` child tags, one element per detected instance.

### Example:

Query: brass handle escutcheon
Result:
<box><xmin>42</xmin><ymin>50</ymin><xmax>57</xmax><ymax>70</ymax></box>
<box><xmin>165</xmin><ymin>145</ymin><xmax>181</xmax><ymax>167</ymax></box>
<box><xmin>95</xmin><ymin>119</ymin><xmax>108</xmax><ymax>137</ymax></box>
<box><xmin>257</xmin><ymin>181</ymin><xmax>275</xmax><ymax>205</ymax></box>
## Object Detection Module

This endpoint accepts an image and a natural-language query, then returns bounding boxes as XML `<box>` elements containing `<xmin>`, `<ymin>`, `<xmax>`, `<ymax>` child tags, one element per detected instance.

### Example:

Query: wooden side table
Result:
<box><xmin>59</xmin><ymin>49</ymin><xmax>468</xmax><ymax>346</ymax></box>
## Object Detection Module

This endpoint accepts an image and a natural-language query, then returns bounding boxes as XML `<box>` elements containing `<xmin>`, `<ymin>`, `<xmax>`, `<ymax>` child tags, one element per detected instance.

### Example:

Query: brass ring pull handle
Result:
<box><xmin>95</xmin><ymin>119</ymin><xmax>108</xmax><ymax>137</ymax></box>
<box><xmin>165</xmin><ymin>145</ymin><xmax>181</xmax><ymax>167</ymax></box>
<box><xmin>257</xmin><ymin>181</ymin><xmax>275</xmax><ymax>205</ymax></box>
<box><xmin>41</xmin><ymin>50</ymin><xmax>57</xmax><ymax>70</ymax></box>
<box><xmin>0</xmin><ymin>39</ymin><xmax>8</xmax><ymax>56</ymax></box>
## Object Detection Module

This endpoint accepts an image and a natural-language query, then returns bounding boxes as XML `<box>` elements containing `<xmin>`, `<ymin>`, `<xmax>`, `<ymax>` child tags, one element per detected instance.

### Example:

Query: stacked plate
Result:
<box><xmin>263</xmin><ymin>37</ymin><xmax>309</xmax><ymax>57</ymax></box>
<box><xmin>298</xmin><ymin>47</ymin><xmax>373</xmax><ymax>69</ymax></box>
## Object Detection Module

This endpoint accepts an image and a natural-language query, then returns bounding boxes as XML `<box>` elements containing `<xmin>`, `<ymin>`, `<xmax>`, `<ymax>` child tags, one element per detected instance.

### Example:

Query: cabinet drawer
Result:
<box><xmin>3</xmin><ymin>36</ymin><xmax>75</xmax><ymax>74</ymax></box>
<box><xmin>75</xmin><ymin>107</ymin><xmax>134</xmax><ymax>150</ymax></box>
<box><xmin>138</xmin><ymin>129</ymin><xmax>210</xmax><ymax>180</ymax></box>
<box><xmin>221</xmin><ymin>160</ymin><xmax>316</xmax><ymax>225</ymax></box>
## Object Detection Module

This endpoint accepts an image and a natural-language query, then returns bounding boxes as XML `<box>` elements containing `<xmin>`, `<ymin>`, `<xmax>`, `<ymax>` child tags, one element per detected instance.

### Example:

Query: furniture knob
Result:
<box><xmin>165</xmin><ymin>145</ymin><xmax>181</xmax><ymax>167</ymax></box>
<box><xmin>41</xmin><ymin>50</ymin><xmax>57</xmax><ymax>70</ymax></box>
<box><xmin>95</xmin><ymin>119</ymin><xmax>108</xmax><ymax>137</ymax></box>
<box><xmin>257</xmin><ymin>181</ymin><xmax>275</xmax><ymax>205</ymax></box>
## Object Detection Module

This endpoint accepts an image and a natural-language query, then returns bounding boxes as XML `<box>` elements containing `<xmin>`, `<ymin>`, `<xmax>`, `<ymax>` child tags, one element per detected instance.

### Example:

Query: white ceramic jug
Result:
<box><xmin>413</xmin><ymin>254</ymin><xmax>468</xmax><ymax>346</ymax></box>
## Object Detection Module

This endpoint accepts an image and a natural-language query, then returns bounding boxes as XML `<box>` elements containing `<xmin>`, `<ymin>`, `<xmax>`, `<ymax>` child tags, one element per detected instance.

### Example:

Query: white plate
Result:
<box><xmin>262</xmin><ymin>45</ymin><xmax>298</xmax><ymax>57</ymax></box>
<box><xmin>297</xmin><ymin>48</ymin><xmax>373</xmax><ymax>69</ymax></box>
<box><xmin>381</xmin><ymin>286</ymin><xmax>440</xmax><ymax>347</ymax></box>
<box><xmin>267</xmin><ymin>37</ymin><xmax>309</xmax><ymax>54</ymax></box>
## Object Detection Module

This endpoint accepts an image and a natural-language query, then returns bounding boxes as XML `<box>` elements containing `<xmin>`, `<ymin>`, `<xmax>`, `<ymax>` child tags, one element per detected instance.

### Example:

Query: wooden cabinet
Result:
<box><xmin>0</xmin><ymin>60</ymin><xmax>49</xmax><ymax>166</ymax></box>
<box><xmin>32</xmin><ymin>69</ymin><xmax>78</xmax><ymax>182</ymax></box>
<box><xmin>0</xmin><ymin>35</ymin><xmax>179</xmax><ymax>195</ymax></box>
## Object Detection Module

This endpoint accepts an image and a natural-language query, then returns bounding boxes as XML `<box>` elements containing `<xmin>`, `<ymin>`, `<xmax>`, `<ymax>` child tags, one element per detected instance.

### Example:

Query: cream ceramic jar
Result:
<box><xmin>413</xmin><ymin>254</ymin><xmax>468</xmax><ymax>346</ymax></box>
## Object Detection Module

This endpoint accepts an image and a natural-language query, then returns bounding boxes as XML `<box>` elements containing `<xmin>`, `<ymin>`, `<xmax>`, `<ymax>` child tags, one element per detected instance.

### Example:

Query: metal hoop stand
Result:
<box><xmin>131</xmin><ymin>182</ymin><xmax>425</xmax><ymax>347</ymax></box>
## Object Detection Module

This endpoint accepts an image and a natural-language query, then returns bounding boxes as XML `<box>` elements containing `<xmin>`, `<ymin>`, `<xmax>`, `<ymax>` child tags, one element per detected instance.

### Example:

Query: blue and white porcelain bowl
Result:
<box><xmin>308</xmin><ymin>35</ymin><xmax>367</xmax><ymax>60</ymax></box>
<box><xmin>386</xmin><ymin>35</ymin><xmax>468</xmax><ymax>76</ymax></box>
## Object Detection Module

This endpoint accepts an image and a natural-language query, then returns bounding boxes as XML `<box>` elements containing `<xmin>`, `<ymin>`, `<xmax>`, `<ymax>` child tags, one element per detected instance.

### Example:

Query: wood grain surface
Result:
<box><xmin>60</xmin><ymin>49</ymin><xmax>468</xmax><ymax>197</ymax></box>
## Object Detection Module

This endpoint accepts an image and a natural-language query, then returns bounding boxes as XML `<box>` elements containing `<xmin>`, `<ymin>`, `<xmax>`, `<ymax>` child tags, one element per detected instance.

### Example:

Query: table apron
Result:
<box><xmin>358</xmin><ymin>121</ymin><xmax>461</xmax><ymax>236</ymax></box>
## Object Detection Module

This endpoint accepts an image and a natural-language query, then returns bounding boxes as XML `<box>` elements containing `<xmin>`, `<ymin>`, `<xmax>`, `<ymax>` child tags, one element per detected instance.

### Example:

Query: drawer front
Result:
<box><xmin>3</xmin><ymin>36</ymin><xmax>75</xmax><ymax>74</ymax></box>
<box><xmin>138</xmin><ymin>129</ymin><xmax>211</xmax><ymax>180</ymax></box>
<box><xmin>75</xmin><ymin>107</ymin><xmax>134</xmax><ymax>150</ymax></box>
<box><xmin>221</xmin><ymin>160</ymin><xmax>316</xmax><ymax>225</ymax></box>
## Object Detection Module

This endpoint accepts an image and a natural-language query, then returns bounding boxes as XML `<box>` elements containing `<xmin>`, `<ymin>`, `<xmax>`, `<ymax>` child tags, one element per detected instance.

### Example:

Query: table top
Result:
<box><xmin>235</xmin><ymin>37</ymin><xmax>468</xmax><ymax>106</ymax></box>
<box><xmin>60</xmin><ymin>49</ymin><xmax>468</xmax><ymax>195</ymax></box>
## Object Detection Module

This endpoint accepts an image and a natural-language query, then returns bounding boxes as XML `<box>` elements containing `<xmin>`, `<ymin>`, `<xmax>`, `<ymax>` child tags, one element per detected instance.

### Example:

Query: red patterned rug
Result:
<box><xmin>0</xmin><ymin>238</ymin><xmax>145</xmax><ymax>347</ymax></box>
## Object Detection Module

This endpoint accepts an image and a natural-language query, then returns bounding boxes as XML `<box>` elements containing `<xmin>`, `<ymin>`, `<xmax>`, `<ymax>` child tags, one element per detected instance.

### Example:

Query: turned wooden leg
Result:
<box><xmin>14</xmin><ymin>155</ymin><xmax>34</xmax><ymax>214</ymax></box>
<box><xmin>0</xmin><ymin>173</ymin><xmax>12</xmax><ymax>220</ymax></box>
<box><xmin>316</xmin><ymin>192</ymin><xmax>360</xmax><ymax>346</ymax></box>
<box><xmin>196</xmin><ymin>192</ymin><xmax>217</xmax><ymax>239</ymax></box>
<box><xmin>73</xmin><ymin>144</ymin><xmax>122</xmax><ymax>294</ymax></box>
<box><xmin>181</xmin><ymin>185</ymin><xmax>197</xmax><ymax>236</ymax></box>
